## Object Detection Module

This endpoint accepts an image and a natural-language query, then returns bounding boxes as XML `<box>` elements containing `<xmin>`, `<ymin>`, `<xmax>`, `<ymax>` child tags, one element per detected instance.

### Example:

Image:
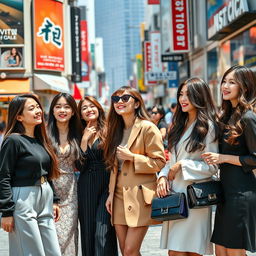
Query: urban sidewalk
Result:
<box><xmin>1</xmin><ymin>225</ymin><xmax>254</xmax><ymax>256</ymax></box>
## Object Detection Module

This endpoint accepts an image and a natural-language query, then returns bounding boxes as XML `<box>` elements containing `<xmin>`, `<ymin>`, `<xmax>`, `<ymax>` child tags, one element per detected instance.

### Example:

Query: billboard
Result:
<box><xmin>0</xmin><ymin>0</ymin><xmax>24</xmax><ymax>44</ymax></box>
<box><xmin>33</xmin><ymin>0</ymin><xmax>64</xmax><ymax>71</ymax></box>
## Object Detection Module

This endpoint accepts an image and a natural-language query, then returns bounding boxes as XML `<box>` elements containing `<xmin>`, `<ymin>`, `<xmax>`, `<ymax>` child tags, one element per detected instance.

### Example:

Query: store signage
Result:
<box><xmin>171</xmin><ymin>0</ymin><xmax>190</xmax><ymax>52</ymax></box>
<box><xmin>148</xmin><ymin>0</ymin><xmax>160</xmax><ymax>4</ymax></box>
<box><xmin>168</xmin><ymin>62</ymin><xmax>179</xmax><ymax>88</ymax></box>
<box><xmin>71</xmin><ymin>7</ymin><xmax>82</xmax><ymax>82</ymax></box>
<box><xmin>33</xmin><ymin>0</ymin><xmax>64</xmax><ymax>71</ymax></box>
<box><xmin>136</xmin><ymin>54</ymin><xmax>146</xmax><ymax>92</ymax></box>
<box><xmin>0</xmin><ymin>0</ymin><xmax>24</xmax><ymax>44</ymax></box>
<box><xmin>80</xmin><ymin>20</ymin><xmax>89</xmax><ymax>82</ymax></box>
<box><xmin>144</xmin><ymin>41</ymin><xmax>156</xmax><ymax>85</ymax></box>
<box><xmin>214</xmin><ymin>0</ymin><xmax>249</xmax><ymax>33</ymax></box>
<box><xmin>150</xmin><ymin>31</ymin><xmax>162</xmax><ymax>72</ymax></box>
<box><xmin>147</xmin><ymin>71</ymin><xmax>177</xmax><ymax>81</ymax></box>
<box><xmin>161</xmin><ymin>54</ymin><xmax>184</xmax><ymax>62</ymax></box>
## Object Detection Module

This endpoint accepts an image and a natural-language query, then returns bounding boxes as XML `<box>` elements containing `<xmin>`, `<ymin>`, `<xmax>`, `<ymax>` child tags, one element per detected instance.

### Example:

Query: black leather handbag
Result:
<box><xmin>187</xmin><ymin>180</ymin><xmax>223</xmax><ymax>209</ymax></box>
<box><xmin>151</xmin><ymin>192</ymin><xmax>188</xmax><ymax>221</ymax></box>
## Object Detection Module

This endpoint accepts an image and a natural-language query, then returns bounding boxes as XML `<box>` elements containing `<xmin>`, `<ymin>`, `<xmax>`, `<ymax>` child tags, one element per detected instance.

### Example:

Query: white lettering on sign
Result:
<box><xmin>214</xmin><ymin>0</ymin><xmax>248</xmax><ymax>32</ymax></box>
<box><xmin>147</xmin><ymin>71</ymin><xmax>177</xmax><ymax>81</ymax></box>
<box><xmin>171</xmin><ymin>0</ymin><xmax>190</xmax><ymax>52</ymax></box>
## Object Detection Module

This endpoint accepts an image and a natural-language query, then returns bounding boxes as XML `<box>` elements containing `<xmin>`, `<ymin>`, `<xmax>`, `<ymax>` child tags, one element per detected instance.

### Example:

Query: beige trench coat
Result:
<box><xmin>109</xmin><ymin>118</ymin><xmax>166</xmax><ymax>227</ymax></box>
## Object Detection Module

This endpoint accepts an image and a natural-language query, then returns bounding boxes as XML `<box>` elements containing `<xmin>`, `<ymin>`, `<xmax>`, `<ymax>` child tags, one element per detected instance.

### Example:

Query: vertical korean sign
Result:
<box><xmin>70</xmin><ymin>7</ymin><xmax>81</xmax><ymax>82</ymax></box>
<box><xmin>150</xmin><ymin>31</ymin><xmax>162</xmax><ymax>72</ymax></box>
<box><xmin>171</xmin><ymin>0</ymin><xmax>190</xmax><ymax>52</ymax></box>
<box><xmin>144</xmin><ymin>41</ymin><xmax>156</xmax><ymax>85</ymax></box>
<box><xmin>80</xmin><ymin>20</ymin><xmax>89</xmax><ymax>81</ymax></box>
<box><xmin>33</xmin><ymin>0</ymin><xmax>64</xmax><ymax>71</ymax></box>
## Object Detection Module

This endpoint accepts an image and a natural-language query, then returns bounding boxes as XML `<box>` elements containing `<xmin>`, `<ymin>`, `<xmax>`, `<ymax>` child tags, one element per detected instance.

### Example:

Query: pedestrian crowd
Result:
<box><xmin>0</xmin><ymin>65</ymin><xmax>255</xmax><ymax>256</ymax></box>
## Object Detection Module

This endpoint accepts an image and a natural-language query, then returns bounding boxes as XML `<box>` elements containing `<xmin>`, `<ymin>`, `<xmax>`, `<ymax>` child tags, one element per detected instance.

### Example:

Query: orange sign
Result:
<box><xmin>33</xmin><ymin>0</ymin><xmax>64</xmax><ymax>71</ymax></box>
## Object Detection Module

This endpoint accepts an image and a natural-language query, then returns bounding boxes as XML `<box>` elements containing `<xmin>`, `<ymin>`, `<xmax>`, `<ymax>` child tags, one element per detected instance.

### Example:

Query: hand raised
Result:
<box><xmin>116</xmin><ymin>146</ymin><xmax>134</xmax><ymax>161</ymax></box>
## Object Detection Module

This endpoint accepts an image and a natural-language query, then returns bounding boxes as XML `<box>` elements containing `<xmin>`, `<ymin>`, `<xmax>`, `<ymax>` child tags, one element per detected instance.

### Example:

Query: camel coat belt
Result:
<box><xmin>109</xmin><ymin>118</ymin><xmax>166</xmax><ymax>227</ymax></box>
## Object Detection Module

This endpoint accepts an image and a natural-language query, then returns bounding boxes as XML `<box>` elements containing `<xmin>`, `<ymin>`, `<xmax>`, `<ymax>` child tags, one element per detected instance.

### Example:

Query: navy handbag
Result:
<box><xmin>151</xmin><ymin>191</ymin><xmax>188</xmax><ymax>221</ymax></box>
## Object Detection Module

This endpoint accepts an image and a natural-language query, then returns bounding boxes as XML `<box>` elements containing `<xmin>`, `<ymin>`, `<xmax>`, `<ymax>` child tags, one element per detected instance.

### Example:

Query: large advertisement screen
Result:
<box><xmin>0</xmin><ymin>0</ymin><xmax>24</xmax><ymax>44</ymax></box>
<box><xmin>33</xmin><ymin>0</ymin><xmax>64</xmax><ymax>71</ymax></box>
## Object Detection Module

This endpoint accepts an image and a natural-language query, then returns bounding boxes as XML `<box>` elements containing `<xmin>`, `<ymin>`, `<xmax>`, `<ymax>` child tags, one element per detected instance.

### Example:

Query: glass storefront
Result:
<box><xmin>220</xmin><ymin>25</ymin><xmax>256</xmax><ymax>69</ymax></box>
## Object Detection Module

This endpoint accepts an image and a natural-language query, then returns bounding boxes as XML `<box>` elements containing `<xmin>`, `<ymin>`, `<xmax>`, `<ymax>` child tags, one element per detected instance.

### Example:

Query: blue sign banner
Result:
<box><xmin>168</xmin><ymin>62</ymin><xmax>179</xmax><ymax>88</ymax></box>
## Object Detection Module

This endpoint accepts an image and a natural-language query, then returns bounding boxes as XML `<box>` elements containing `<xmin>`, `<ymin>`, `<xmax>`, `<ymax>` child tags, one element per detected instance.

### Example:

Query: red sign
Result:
<box><xmin>33</xmin><ymin>0</ymin><xmax>64</xmax><ymax>71</ymax></box>
<box><xmin>171</xmin><ymin>0</ymin><xmax>190</xmax><ymax>52</ymax></box>
<box><xmin>80</xmin><ymin>20</ymin><xmax>89</xmax><ymax>81</ymax></box>
<box><xmin>148</xmin><ymin>0</ymin><xmax>160</xmax><ymax>4</ymax></box>
<box><xmin>144</xmin><ymin>41</ymin><xmax>156</xmax><ymax>85</ymax></box>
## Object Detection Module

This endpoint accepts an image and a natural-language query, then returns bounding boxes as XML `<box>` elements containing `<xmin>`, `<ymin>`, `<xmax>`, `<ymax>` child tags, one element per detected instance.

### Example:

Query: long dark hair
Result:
<box><xmin>168</xmin><ymin>78</ymin><xmax>218</xmax><ymax>153</ymax></box>
<box><xmin>48</xmin><ymin>93</ymin><xmax>83</xmax><ymax>161</ymax></box>
<box><xmin>78</xmin><ymin>96</ymin><xmax>107</xmax><ymax>149</ymax></box>
<box><xmin>104</xmin><ymin>86</ymin><xmax>150</xmax><ymax>169</ymax></box>
<box><xmin>220</xmin><ymin>65</ymin><xmax>256</xmax><ymax>144</ymax></box>
<box><xmin>5</xmin><ymin>94</ymin><xmax>60</xmax><ymax>179</ymax></box>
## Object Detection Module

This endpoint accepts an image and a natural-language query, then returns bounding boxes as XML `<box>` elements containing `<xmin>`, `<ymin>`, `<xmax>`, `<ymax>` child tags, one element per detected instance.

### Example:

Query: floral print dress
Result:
<box><xmin>53</xmin><ymin>147</ymin><xmax>78</xmax><ymax>256</ymax></box>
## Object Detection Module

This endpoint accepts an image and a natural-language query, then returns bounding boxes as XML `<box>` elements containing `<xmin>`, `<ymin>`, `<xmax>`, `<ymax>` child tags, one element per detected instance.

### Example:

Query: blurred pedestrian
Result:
<box><xmin>104</xmin><ymin>86</ymin><xmax>166</xmax><ymax>256</ymax></box>
<box><xmin>157</xmin><ymin>78</ymin><xmax>219</xmax><ymax>256</ymax></box>
<box><xmin>202</xmin><ymin>65</ymin><xmax>256</xmax><ymax>256</ymax></box>
<box><xmin>151</xmin><ymin>105</ymin><xmax>168</xmax><ymax>144</ymax></box>
<box><xmin>48</xmin><ymin>93</ymin><xmax>83</xmax><ymax>255</ymax></box>
<box><xmin>78</xmin><ymin>96</ymin><xmax>118</xmax><ymax>256</ymax></box>
<box><xmin>0</xmin><ymin>94</ymin><xmax>61</xmax><ymax>256</ymax></box>
<box><xmin>165</xmin><ymin>102</ymin><xmax>177</xmax><ymax>126</ymax></box>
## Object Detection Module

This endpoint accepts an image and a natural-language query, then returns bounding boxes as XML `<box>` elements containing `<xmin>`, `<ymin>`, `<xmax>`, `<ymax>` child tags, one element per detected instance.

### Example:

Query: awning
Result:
<box><xmin>0</xmin><ymin>79</ymin><xmax>30</xmax><ymax>101</ymax></box>
<box><xmin>34</xmin><ymin>74</ymin><xmax>70</xmax><ymax>94</ymax></box>
<box><xmin>0</xmin><ymin>79</ymin><xmax>30</xmax><ymax>95</ymax></box>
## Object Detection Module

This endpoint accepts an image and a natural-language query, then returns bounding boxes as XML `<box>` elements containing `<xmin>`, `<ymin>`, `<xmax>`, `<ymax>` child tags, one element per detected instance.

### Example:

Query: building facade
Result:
<box><xmin>95</xmin><ymin>0</ymin><xmax>145</xmax><ymax>93</ymax></box>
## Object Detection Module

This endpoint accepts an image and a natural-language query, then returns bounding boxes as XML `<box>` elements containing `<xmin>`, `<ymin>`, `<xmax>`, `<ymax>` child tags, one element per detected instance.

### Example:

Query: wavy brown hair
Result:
<box><xmin>4</xmin><ymin>94</ymin><xmax>60</xmax><ymax>179</ymax></box>
<box><xmin>104</xmin><ymin>86</ymin><xmax>150</xmax><ymax>169</ymax></box>
<box><xmin>168</xmin><ymin>78</ymin><xmax>218</xmax><ymax>153</ymax></box>
<box><xmin>78</xmin><ymin>96</ymin><xmax>107</xmax><ymax>149</ymax></box>
<box><xmin>220</xmin><ymin>65</ymin><xmax>256</xmax><ymax>145</ymax></box>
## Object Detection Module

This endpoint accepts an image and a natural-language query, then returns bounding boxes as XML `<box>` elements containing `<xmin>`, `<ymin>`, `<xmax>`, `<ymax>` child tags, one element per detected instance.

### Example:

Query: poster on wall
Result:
<box><xmin>0</xmin><ymin>47</ymin><xmax>23</xmax><ymax>68</ymax></box>
<box><xmin>0</xmin><ymin>0</ymin><xmax>24</xmax><ymax>44</ymax></box>
<box><xmin>33</xmin><ymin>0</ymin><xmax>64</xmax><ymax>71</ymax></box>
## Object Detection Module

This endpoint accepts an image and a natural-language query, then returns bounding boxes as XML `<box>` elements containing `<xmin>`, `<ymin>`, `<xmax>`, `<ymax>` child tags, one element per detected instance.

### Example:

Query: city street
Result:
<box><xmin>0</xmin><ymin>224</ymin><xmax>254</xmax><ymax>256</ymax></box>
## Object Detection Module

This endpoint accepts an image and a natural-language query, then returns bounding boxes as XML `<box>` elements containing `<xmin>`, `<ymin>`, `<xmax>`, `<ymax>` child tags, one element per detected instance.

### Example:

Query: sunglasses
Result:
<box><xmin>111</xmin><ymin>94</ymin><xmax>136</xmax><ymax>103</ymax></box>
<box><xmin>151</xmin><ymin>111</ymin><xmax>158</xmax><ymax>115</ymax></box>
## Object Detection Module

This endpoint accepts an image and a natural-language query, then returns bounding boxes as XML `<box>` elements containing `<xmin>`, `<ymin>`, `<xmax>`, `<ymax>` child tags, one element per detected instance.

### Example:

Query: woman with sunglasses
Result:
<box><xmin>0</xmin><ymin>94</ymin><xmax>61</xmax><ymax>256</ymax></box>
<box><xmin>78</xmin><ymin>96</ymin><xmax>118</xmax><ymax>256</ymax></box>
<box><xmin>104</xmin><ymin>86</ymin><xmax>166</xmax><ymax>255</ymax></box>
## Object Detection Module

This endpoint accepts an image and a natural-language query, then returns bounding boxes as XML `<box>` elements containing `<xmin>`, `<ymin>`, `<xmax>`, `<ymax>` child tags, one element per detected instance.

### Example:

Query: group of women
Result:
<box><xmin>0</xmin><ymin>64</ymin><xmax>255</xmax><ymax>256</ymax></box>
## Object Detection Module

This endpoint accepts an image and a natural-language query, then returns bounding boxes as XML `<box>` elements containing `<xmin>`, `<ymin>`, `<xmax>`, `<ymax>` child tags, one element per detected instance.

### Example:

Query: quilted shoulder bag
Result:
<box><xmin>187</xmin><ymin>180</ymin><xmax>223</xmax><ymax>209</ymax></box>
<box><xmin>151</xmin><ymin>191</ymin><xmax>188</xmax><ymax>221</ymax></box>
